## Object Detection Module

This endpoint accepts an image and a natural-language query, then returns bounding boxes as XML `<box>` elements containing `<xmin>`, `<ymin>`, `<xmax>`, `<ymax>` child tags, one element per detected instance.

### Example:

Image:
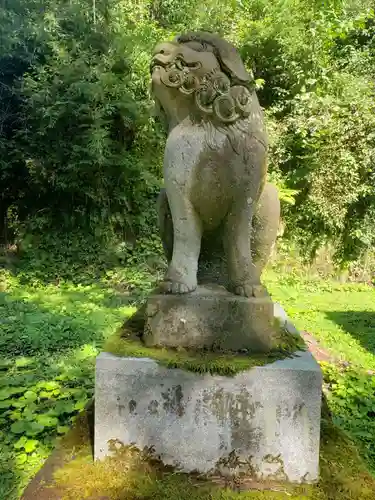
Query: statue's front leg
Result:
<box><xmin>160</xmin><ymin>126</ymin><xmax>204</xmax><ymax>294</ymax></box>
<box><xmin>224</xmin><ymin>195</ymin><xmax>265</xmax><ymax>298</ymax></box>
<box><xmin>161</xmin><ymin>187</ymin><xmax>202</xmax><ymax>294</ymax></box>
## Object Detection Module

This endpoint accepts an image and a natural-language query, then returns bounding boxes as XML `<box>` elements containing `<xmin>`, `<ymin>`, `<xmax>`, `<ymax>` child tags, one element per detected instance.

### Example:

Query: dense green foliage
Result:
<box><xmin>1</xmin><ymin>0</ymin><xmax>375</xmax><ymax>263</ymax></box>
<box><xmin>0</xmin><ymin>0</ymin><xmax>163</xmax><ymax>247</ymax></box>
<box><xmin>324</xmin><ymin>363</ymin><xmax>375</xmax><ymax>468</ymax></box>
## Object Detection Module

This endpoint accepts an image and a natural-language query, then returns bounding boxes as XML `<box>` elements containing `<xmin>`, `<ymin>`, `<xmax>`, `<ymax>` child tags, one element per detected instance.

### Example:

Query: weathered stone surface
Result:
<box><xmin>274</xmin><ymin>301</ymin><xmax>299</xmax><ymax>335</ymax></box>
<box><xmin>95</xmin><ymin>308</ymin><xmax>322</xmax><ymax>483</ymax></box>
<box><xmin>143</xmin><ymin>284</ymin><xmax>276</xmax><ymax>352</ymax></box>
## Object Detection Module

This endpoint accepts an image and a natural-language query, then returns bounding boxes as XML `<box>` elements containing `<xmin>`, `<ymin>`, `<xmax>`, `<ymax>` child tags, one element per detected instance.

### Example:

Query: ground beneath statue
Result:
<box><xmin>21</xmin><ymin>334</ymin><xmax>341</xmax><ymax>500</ymax></box>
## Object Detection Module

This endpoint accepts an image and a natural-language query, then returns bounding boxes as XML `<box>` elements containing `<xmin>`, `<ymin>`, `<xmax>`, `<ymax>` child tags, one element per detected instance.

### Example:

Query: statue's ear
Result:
<box><xmin>216</xmin><ymin>45</ymin><xmax>252</xmax><ymax>84</ymax></box>
<box><xmin>176</xmin><ymin>31</ymin><xmax>252</xmax><ymax>84</ymax></box>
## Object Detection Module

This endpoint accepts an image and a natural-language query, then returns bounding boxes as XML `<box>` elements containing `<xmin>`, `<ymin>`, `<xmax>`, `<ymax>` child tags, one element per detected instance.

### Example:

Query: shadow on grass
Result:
<box><xmin>2</xmin><ymin>256</ymin><xmax>160</xmax><ymax>312</ymax></box>
<box><xmin>2</xmin><ymin>240</ymin><xmax>164</xmax><ymax>290</ymax></box>
<box><xmin>0</xmin><ymin>290</ymin><xmax>109</xmax><ymax>357</ymax></box>
<box><xmin>326</xmin><ymin>311</ymin><xmax>375</xmax><ymax>355</ymax></box>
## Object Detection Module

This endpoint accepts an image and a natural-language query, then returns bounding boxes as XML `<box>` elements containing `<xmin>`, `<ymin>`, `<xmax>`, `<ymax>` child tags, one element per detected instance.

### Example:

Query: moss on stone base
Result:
<box><xmin>40</xmin><ymin>401</ymin><xmax>375</xmax><ymax>500</ymax></box>
<box><xmin>102</xmin><ymin>308</ymin><xmax>305</xmax><ymax>376</ymax></box>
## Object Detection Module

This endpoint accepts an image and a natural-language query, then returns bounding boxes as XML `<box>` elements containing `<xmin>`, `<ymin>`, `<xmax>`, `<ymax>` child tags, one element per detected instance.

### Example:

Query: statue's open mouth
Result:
<box><xmin>150</xmin><ymin>57</ymin><xmax>174</xmax><ymax>75</ymax></box>
<box><xmin>150</xmin><ymin>55</ymin><xmax>202</xmax><ymax>75</ymax></box>
<box><xmin>150</xmin><ymin>50</ymin><xmax>176</xmax><ymax>72</ymax></box>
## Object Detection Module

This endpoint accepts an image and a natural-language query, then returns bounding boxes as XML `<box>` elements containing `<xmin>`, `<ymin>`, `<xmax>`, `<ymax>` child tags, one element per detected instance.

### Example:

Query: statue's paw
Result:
<box><xmin>160</xmin><ymin>280</ymin><xmax>196</xmax><ymax>294</ymax></box>
<box><xmin>231</xmin><ymin>284</ymin><xmax>269</xmax><ymax>298</ymax></box>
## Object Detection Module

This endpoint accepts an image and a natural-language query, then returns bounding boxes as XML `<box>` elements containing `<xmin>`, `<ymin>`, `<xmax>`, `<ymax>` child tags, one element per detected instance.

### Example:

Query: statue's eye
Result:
<box><xmin>187</xmin><ymin>61</ymin><xmax>202</xmax><ymax>70</ymax></box>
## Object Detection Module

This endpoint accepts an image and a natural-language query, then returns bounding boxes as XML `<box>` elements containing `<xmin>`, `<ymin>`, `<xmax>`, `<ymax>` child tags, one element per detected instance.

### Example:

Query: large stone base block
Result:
<box><xmin>143</xmin><ymin>285</ymin><xmax>276</xmax><ymax>352</ymax></box>
<box><xmin>95</xmin><ymin>350</ymin><xmax>322</xmax><ymax>483</ymax></box>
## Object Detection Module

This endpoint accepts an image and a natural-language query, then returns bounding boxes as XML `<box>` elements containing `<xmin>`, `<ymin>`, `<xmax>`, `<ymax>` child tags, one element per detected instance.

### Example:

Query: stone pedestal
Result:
<box><xmin>143</xmin><ymin>285</ymin><xmax>276</xmax><ymax>353</ymax></box>
<box><xmin>95</xmin><ymin>324</ymin><xmax>322</xmax><ymax>483</ymax></box>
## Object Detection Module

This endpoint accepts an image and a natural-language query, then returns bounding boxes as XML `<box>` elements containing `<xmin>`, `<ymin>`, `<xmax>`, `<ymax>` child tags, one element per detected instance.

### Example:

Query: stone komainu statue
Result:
<box><xmin>151</xmin><ymin>31</ymin><xmax>280</xmax><ymax>297</ymax></box>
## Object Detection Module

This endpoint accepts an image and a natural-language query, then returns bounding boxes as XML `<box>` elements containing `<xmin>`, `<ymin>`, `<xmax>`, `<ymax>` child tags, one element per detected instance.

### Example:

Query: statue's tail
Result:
<box><xmin>252</xmin><ymin>183</ymin><xmax>281</xmax><ymax>278</ymax></box>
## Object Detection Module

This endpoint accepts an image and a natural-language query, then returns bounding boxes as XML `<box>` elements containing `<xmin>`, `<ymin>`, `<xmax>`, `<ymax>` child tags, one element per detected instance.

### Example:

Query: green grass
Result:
<box><xmin>0</xmin><ymin>261</ymin><xmax>375</xmax><ymax>498</ymax></box>
<box><xmin>264</xmin><ymin>268</ymin><xmax>375</xmax><ymax>369</ymax></box>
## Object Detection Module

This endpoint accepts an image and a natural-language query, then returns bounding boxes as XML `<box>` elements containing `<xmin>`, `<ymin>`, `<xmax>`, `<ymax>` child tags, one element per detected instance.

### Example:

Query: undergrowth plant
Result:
<box><xmin>0</xmin><ymin>351</ymin><xmax>95</xmax><ymax>499</ymax></box>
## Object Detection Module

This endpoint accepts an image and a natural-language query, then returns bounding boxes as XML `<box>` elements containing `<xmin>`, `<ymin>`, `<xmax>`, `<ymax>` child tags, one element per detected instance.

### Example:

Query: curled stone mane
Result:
<box><xmin>159</xmin><ymin>32</ymin><xmax>255</xmax><ymax>126</ymax></box>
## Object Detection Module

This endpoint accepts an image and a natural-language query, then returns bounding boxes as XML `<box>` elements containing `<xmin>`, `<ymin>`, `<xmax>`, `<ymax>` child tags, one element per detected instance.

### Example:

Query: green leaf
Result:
<box><xmin>36</xmin><ymin>414</ymin><xmax>59</xmax><ymax>427</ymax></box>
<box><xmin>24</xmin><ymin>439</ymin><xmax>39</xmax><ymax>453</ymax></box>
<box><xmin>14</xmin><ymin>436</ymin><xmax>28</xmax><ymax>449</ymax></box>
<box><xmin>15</xmin><ymin>453</ymin><xmax>27</xmax><ymax>465</ymax></box>
<box><xmin>0</xmin><ymin>392</ymin><xmax>9</xmax><ymax>401</ymax></box>
<box><xmin>53</xmin><ymin>400</ymin><xmax>76</xmax><ymax>415</ymax></box>
<box><xmin>0</xmin><ymin>387</ymin><xmax>26</xmax><ymax>400</ymax></box>
<box><xmin>10</xmin><ymin>421</ymin><xmax>28</xmax><ymax>434</ymax></box>
<box><xmin>74</xmin><ymin>399</ymin><xmax>88</xmax><ymax>411</ymax></box>
<box><xmin>25</xmin><ymin>421</ymin><xmax>45</xmax><ymax>436</ymax></box>
<box><xmin>9</xmin><ymin>410</ymin><xmax>23</xmax><ymax>421</ymax></box>
<box><xmin>11</xmin><ymin>400</ymin><xmax>27</xmax><ymax>408</ymax></box>
<box><xmin>38</xmin><ymin>381</ymin><xmax>60</xmax><ymax>391</ymax></box>
<box><xmin>0</xmin><ymin>360</ymin><xmax>12</xmax><ymax>371</ymax></box>
<box><xmin>26</xmin><ymin>402</ymin><xmax>37</xmax><ymax>413</ymax></box>
<box><xmin>24</xmin><ymin>390</ymin><xmax>38</xmax><ymax>401</ymax></box>
<box><xmin>0</xmin><ymin>400</ymin><xmax>11</xmax><ymax>410</ymax></box>
<box><xmin>39</xmin><ymin>391</ymin><xmax>53</xmax><ymax>399</ymax></box>
<box><xmin>57</xmin><ymin>425</ymin><xmax>70</xmax><ymax>435</ymax></box>
<box><xmin>15</xmin><ymin>358</ymin><xmax>35</xmax><ymax>369</ymax></box>
<box><xmin>23</xmin><ymin>408</ymin><xmax>37</xmax><ymax>422</ymax></box>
